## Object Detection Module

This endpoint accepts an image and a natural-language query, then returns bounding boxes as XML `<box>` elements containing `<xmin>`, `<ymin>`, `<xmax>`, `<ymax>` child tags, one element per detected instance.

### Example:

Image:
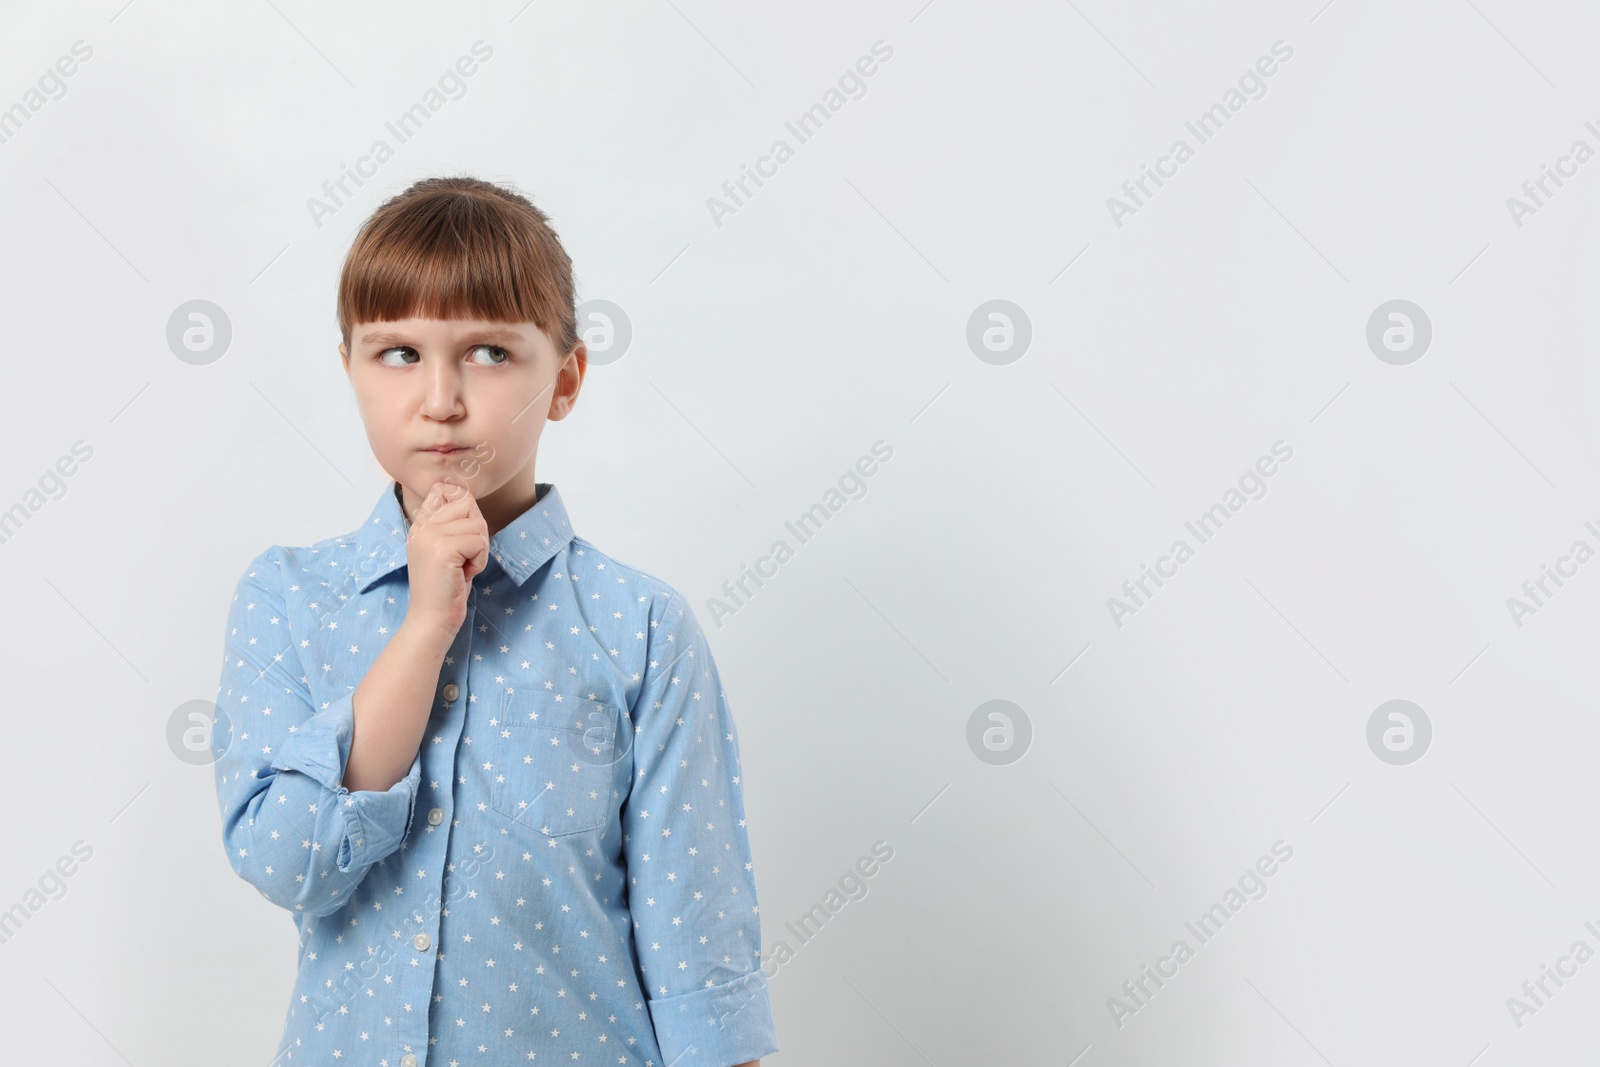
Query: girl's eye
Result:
<box><xmin>469</xmin><ymin>344</ymin><xmax>511</xmax><ymax>365</ymax></box>
<box><xmin>376</xmin><ymin>345</ymin><xmax>420</xmax><ymax>366</ymax></box>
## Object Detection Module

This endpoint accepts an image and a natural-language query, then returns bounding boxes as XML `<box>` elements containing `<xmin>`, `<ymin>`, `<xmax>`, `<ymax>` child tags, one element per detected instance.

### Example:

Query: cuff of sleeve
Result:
<box><xmin>647</xmin><ymin>969</ymin><xmax>778</xmax><ymax>1067</ymax></box>
<box><xmin>334</xmin><ymin>749</ymin><xmax>422</xmax><ymax>872</ymax></box>
<box><xmin>269</xmin><ymin>691</ymin><xmax>423</xmax><ymax>873</ymax></box>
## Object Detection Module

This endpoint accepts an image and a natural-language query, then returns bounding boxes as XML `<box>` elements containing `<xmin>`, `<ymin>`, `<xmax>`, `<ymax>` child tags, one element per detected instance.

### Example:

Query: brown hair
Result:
<box><xmin>337</xmin><ymin>175</ymin><xmax>580</xmax><ymax>356</ymax></box>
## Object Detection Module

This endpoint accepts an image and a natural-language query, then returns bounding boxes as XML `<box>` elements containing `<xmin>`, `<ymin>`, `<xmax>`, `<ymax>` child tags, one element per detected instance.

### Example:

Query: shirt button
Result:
<box><xmin>442</xmin><ymin>683</ymin><xmax>460</xmax><ymax>702</ymax></box>
<box><xmin>427</xmin><ymin>807</ymin><xmax>444</xmax><ymax>826</ymax></box>
<box><xmin>413</xmin><ymin>933</ymin><xmax>431</xmax><ymax>951</ymax></box>
<box><xmin>401</xmin><ymin>1056</ymin><xmax>418</xmax><ymax>1067</ymax></box>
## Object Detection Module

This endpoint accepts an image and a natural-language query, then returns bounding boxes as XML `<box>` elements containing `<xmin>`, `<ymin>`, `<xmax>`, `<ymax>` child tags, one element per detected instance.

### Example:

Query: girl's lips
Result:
<box><xmin>421</xmin><ymin>446</ymin><xmax>468</xmax><ymax>455</ymax></box>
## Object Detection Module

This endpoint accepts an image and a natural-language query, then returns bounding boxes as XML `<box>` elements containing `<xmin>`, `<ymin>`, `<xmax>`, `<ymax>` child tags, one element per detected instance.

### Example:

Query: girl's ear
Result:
<box><xmin>549</xmin><ymin>344</ymin><xmax>586</xmax><ymax>420</ymax></box>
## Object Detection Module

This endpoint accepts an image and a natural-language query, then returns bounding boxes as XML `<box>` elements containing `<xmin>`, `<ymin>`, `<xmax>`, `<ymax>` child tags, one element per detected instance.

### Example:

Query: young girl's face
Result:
<box><xmin>339</xmin><ymin>316</ymin><xmax>584</xmax><ymax>521</ymax></box>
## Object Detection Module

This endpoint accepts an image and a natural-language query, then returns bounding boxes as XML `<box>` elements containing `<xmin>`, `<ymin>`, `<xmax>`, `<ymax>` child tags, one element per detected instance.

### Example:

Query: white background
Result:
<box><xmin>2</xmin><ymin>1</ymin><xmax>1598</xmax><ymax>1063</ymax></box>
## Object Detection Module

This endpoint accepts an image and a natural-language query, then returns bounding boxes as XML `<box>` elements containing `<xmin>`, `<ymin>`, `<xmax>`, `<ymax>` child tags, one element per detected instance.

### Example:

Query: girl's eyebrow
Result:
<box><xmin>360</xmin><ymin>328</ymin><xmax>528</xmax><ymax>346</ymax></box>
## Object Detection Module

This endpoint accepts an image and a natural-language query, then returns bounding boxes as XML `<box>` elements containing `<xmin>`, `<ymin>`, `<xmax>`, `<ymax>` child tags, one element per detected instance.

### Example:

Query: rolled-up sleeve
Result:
<box><xmin>211</xmin><ymin>548</ymin><xmax>421</xmax><ymax>918</ymax></box>
<box><xmin>623</xmin><ymin>590</ymin><xmax>778</xmax><ymax>1067</ymax></box>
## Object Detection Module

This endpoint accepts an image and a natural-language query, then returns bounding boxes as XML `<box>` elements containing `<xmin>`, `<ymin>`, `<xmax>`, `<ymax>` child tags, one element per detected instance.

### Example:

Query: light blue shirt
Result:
<box><xmin>212</xmin><ymin>481</ymin><xmax>777</xmax><ymax>1067</ymax></box>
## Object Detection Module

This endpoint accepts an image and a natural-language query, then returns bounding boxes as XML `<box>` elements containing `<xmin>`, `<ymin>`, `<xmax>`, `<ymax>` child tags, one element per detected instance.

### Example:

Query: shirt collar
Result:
<box><xmin>349</xmin><ymin>480</ymin><xmax>576</xmax><ymax>593</ymax></box>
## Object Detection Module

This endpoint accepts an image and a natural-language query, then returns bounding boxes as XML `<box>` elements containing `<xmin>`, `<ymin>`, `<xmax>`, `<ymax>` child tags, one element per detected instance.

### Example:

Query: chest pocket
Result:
<box><xmin>486</xmin><ymin>692</ymin><xmax>621</xmax><ymax>838</ymax></box>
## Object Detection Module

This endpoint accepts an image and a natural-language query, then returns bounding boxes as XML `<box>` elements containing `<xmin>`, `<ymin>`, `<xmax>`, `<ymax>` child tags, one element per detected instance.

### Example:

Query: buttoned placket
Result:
<box><xmin>389</xmin><ymin>579</ymin><xmax>479</xmax><ymax>1067</ymax></box>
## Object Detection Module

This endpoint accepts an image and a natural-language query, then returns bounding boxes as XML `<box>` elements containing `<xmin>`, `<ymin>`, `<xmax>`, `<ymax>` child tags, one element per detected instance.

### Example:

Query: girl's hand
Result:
<box><xmin>403</xmin><ymin>479</ymin><xmax>489</xmax><ymax>639</ymax></box>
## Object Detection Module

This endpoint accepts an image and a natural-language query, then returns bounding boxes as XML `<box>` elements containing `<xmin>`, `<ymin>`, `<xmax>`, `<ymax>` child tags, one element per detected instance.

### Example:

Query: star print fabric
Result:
<box><xmin>211</xmin><ymin>481</ymin><xmax>778</xmax><ymax>1067</ymax></box>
